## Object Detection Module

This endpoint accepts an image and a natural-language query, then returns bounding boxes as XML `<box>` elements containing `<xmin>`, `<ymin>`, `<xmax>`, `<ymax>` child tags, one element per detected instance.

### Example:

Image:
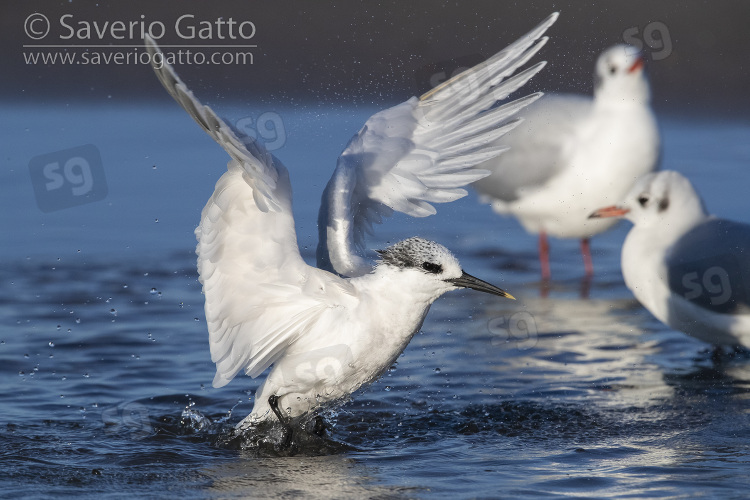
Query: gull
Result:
<box><xmin>144</xmin><ymin>12</ymin><xmax>557</xmax><ymax>433</ymax></box>
<box><xmin>590</xmin><ymin>170</ymin><xmax>750</xmax><ymax>348</ymax></box>
<box><xmin>472</xmin><ymin>44</ymin><xmax>660</xmax><ymax>280</ymax></box>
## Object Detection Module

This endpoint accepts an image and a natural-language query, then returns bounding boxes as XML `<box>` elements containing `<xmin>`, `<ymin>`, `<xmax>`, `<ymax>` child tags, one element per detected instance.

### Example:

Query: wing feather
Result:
<box><xmin>145</xmin><ymin>36</ymin><xmax>355</xmax><ymax>389</ymax></box>
<box><xmin>317</xmin><ymin>13</ymin><xmax>558</xmax><ymax>277</ymax></box>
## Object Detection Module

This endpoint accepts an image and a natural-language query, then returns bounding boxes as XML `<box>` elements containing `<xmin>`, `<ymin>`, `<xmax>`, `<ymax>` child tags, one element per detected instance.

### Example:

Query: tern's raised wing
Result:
<box><xmin>317</xmin><ymin>12</ymin><xmax>558</xmax><ymax>277</ymax></box>
<box><xmin>145</xmin><ymin>36</ymin><xmax>356</xmax><ymax>388</ymax></box>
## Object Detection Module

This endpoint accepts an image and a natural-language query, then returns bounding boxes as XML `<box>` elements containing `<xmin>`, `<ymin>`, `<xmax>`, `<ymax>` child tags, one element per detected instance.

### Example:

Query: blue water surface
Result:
<box><xmin>2</xmin><ymin>102</ymin><xmax>750</xmax><ymax>498</ymax></box>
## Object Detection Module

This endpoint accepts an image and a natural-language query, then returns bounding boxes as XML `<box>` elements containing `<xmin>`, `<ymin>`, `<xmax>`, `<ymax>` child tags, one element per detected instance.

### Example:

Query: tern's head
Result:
<box><xmin>375</xmin><ymin>237</ymin><xmax>513</xmax><ymax>300</ymax></box>
<box><xmin>589</xmin><ymin>171</ymin><xmax>708</xmax><ymax>234</ymax></box>
<box><xmin>593</xmin><ymin>44</ymin><xmax>650</xmax><ymax>104</ymax></box>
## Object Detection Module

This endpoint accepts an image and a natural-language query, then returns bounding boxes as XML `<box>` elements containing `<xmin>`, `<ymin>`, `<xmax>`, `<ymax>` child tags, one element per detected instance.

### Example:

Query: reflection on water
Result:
<box><xmin>203</xmin><ymin>454</ymin><xmax>415</xmax><ymax>499</ymax></box>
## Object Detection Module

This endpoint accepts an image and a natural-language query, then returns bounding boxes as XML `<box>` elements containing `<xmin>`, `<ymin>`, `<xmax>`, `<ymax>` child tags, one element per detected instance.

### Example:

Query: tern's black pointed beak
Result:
<box><xmin>446</xmin><ymin>272</ymin><xmax>515</xmax><ymax>299</ymax></box>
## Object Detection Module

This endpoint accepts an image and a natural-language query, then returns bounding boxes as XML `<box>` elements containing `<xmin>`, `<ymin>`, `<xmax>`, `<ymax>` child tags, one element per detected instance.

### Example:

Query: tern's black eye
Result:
<box><xmin>638</xmin><ymin>195</ymin><xmax>649</xmax><ymax>207</ymax></box>
<box><xmin>421</xmin><ymin>262</ymin><xmax>443</xmax><ymax>274</ymax></box>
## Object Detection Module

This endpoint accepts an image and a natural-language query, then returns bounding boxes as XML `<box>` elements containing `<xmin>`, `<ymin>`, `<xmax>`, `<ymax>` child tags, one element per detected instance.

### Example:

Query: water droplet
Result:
<box><xmin>384</xmin><ymin>386</ymin><xmax>392</xmax><ymax>392</ymax></box>
<box><xmin>434</xmin><ymin>367</ymin><xmax>441</xmax><ymax>373</ymax></box>
<box><xmin>48</xmin><ymin>341</ymin><xmax>55</xmax><ymax>347</ymax></box>
<box><xmin>56</xmin><ymin>325</ymin><xmax>61</xmax><ymax>331</ymax></box>
<box><xmin>110</xmin><ymin>309</ymin><xmax>117</xmax><ymax>316</ymax></box>
<box><xmin>83</xmin><ymin>373</ymin><xmax>90</xmax><ymax>378</ymax></box>
<box><xmin>75</xmin><ymin>318</ymin><xmax>81</xmax><ymax>324</ymax></box>
<box><xmin>154</xmin><ymin>218</ymin><xmax>159</xmax><ymax>223</ymax></box>
<box><xmin>150</xmin><ymin>288</ymin><xmax>158</xmax><ymax>295</ymax></box>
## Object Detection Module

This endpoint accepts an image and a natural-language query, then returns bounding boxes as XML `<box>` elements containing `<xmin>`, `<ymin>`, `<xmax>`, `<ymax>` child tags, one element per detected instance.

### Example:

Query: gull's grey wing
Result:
<box><xmin>472</xmin><ymin>93</ymin><xmax>592</xmax><ymax>203</ymax></box>
<box><xmin>666</xmin><ymin>218</ymin><xmax>750</xmax><ymax>316</ymax></box>
<box><xmin>317</xmin><ymin>12</ymin><xmax>559</xmax><ymax>277</ymax></box>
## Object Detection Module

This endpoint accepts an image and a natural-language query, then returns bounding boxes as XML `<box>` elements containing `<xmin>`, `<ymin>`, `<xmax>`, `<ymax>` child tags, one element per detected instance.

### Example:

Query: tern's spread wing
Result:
<box><xmin>145</xmin><ymin>36</ymin><xmax>355</xmax><ymax>388</ymax></box>
<box><xmin>317</xmin><ymin>13</ymin><xmax>558</xmax><ymax>277</ymax></box>
<box><xmin>472</xmin><ymin>93</ymin><xmax>591</xmax><ymax>203</ymax></box>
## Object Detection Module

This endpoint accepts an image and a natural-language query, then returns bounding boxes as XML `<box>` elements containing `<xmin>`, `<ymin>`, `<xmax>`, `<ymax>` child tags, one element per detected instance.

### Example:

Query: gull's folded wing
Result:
<box><xmin>317</xmin><ymin>12</ymin><xmax>558</xmax><ymax>277</ymax></box>
<box><xmin>145</xmin><ymin>36</ymin><xmax>355</xmax><ymax>388</ymax></box>
<box><xmin>666</xmin><ymin>218</ymin><xmax>750</xmax><ymax>316</ymax></box>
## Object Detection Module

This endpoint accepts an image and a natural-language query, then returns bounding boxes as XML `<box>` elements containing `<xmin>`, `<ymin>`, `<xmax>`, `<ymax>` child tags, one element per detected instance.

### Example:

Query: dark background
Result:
<box><xmin>3</xmin><ymin>1</ymin><xmax>750</xmax><ymax>116</ymax></box>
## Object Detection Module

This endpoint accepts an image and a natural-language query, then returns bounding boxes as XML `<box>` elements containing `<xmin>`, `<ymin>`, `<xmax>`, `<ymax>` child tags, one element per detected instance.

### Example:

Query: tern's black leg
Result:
<box><xmin>268</xmin><ymin>395</ymin><xmax>293</xmax><ymax>448</ymax></box>
<box><xmin>313</xmin><ymin>415</ymin><xmax>327</xmax><ymax>437</ymax></box>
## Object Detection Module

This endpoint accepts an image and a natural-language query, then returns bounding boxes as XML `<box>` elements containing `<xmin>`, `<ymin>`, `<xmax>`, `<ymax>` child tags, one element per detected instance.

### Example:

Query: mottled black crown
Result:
<box><xmin>376</xmin><ymin>237</ymin><xmax>455</xmax><ymax>274</ymax></box>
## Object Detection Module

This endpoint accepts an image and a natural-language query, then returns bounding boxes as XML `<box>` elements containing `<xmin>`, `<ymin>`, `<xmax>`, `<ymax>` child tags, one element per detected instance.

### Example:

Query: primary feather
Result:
<box><xmin>317</xmin><ymin>13</ymin><xmax>558</xmax><ymax>277</ymax></box>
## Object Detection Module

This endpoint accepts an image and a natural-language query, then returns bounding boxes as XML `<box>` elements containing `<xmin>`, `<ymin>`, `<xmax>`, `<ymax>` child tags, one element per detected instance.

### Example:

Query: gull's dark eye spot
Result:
<box><xmin>638</xmin><ymin>195</ymin><xmax>649</xmax><ymax>207</ymax></box>
<box><xmin>609</xmin><ymin>65</ymin><xmax>617</xmax><ymax>75</ymax></box>
<box><xmin>658</xmin><ymin>198</ymin><xmax>669</xmax><ymax>212</ymax></box>
<box><xmin>421</xmin><ymin>262</ymin><xmax>443</xmax><ymax>274</ymax></box>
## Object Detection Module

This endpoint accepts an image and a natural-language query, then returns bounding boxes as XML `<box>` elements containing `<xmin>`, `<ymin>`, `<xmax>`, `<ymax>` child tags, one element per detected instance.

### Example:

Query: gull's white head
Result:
<box><xmin>590</xmin><ymin>171</ymin><xmax>709</xmax><ymax>235</ymax></box>
<box><xmin>375</xmin><ymin>237</ymin><xmax>513</xmax><ymax>300</ymax></box>
<box><xmin>593</xmin><ymin>44</ymin><xmax>650</xmax><ymax>104</ymax></box>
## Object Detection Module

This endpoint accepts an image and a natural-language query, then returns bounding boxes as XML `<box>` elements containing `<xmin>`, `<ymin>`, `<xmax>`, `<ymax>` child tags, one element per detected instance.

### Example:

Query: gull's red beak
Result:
<box><xmin>627</xmin><ymin>56</ymin><xmax>645</xmax><ymax>74</ymax></box>
<box><xmin>589</xmin><ymin>206</ymin><xmax>630</xmax><ymax>219</ymax></box>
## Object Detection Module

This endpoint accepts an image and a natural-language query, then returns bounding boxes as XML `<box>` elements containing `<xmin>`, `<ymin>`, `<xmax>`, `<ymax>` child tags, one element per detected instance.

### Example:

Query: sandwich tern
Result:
<box><xmin>144</xmin><ymin>12</ymin><xmax>557</xmax><ymax>433</ymax></box>
<box><xmin>472</xmin><ymin>45</ymin><xmax>659</xmax><ymax>280</ymax></box>
<box><xmin>590</xmin><ymin>171</ymin><xmax>750</xmax><ymax>348</ymax></box>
